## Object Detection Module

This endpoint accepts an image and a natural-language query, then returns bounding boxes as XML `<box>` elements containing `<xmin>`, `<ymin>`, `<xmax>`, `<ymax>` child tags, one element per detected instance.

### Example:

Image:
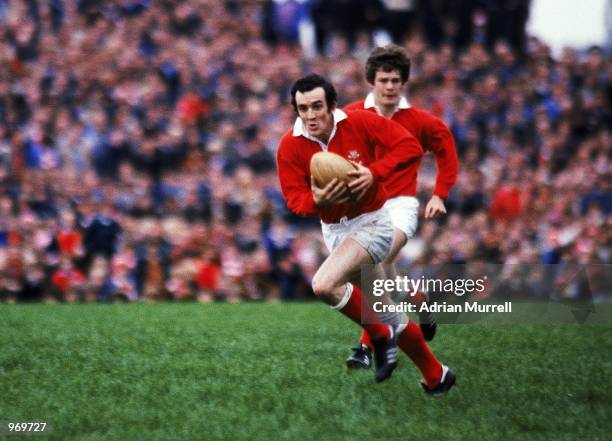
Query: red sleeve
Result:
<box><xmin>276</xmin><ymin>136</ymin><xmax>317</xmax><ymax>217</ymax></box>
<box><xmin>356</xmin><ymin>112</ymin><xmax>424</xmax><ymax>180</ymax></box>
<box><xmin>418</xmin><ymin>111</ymin><xmax>459</xmax><ymax>199</ymax></box>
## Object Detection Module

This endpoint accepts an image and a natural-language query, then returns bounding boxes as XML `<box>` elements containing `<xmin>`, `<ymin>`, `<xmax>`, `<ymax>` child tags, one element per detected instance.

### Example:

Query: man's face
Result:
<box><xmin>372</xmin><ymin>70</ymin><xmax>404</xmax><ymax>109</ymax></box>
<box><xmin>295</xmin><ymin>87</ymin><xmax>334</xmax><ymax>141</ymax></box>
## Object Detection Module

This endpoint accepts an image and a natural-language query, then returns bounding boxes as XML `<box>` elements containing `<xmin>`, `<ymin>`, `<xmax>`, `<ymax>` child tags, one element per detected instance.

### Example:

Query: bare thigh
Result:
<box><xmin>312</xmin><ymin>238</ymin><xmax>374</xmax><ymax>304</ymax></box>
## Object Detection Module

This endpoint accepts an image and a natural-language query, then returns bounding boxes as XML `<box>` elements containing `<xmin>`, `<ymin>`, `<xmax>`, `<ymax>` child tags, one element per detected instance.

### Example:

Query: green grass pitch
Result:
<box><xmin>1</xmin><ymin>303</ymin><xmax>611</xmax><ymax>440</ymax></box>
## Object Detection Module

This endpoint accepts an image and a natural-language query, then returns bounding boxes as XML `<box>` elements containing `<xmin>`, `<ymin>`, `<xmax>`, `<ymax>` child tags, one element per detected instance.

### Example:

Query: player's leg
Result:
<box><xmin>383</xmin><ymin>196</ymin><xmax>437</xmax><ymax>341</ymax></box>
<box><xmin>385</xmin><ymin>227</ymin><xmax>409</xmax><ymax>263</ymax></box>
<box><xmin>344</xmin><ymin>267</ymin><xmax>454</xmax><ymax>393</ymax></box>
<box><xmin>316</xmin><ymin>208</ymin><xmax>402</xmax><ymax>382</ymax></box>
<box><xmin>311</xmin><ymin>237</ymin><xmax>391</xmax><ymax>341</ymax></box>
<box><xmin>346</xmin><ymin>227</ymin><xmax>407</xmax><ymax>368</ymax></box>
<box><xmin>398</xmin><ymin>320</ymin><xmax>455</xmax><ymax>395</ymax></box>
<box><xmin>385</xmin><ymin>223</ymin><xmax>452</xmax><ymax>394</ymax></box>
<box><xmin>384</xmin><ymin>230</ymin><xmax>438</xmax><ymax>343</ymax></box>
<box><xmin>384</xmin><ymin>196</ymin><xmax>436</xmax><ymax>339</ymax></box>
<box><xmin>348</xmin><ymin>268</ymin><xmax>454</xmax><ymax>394</ymax></box>
<box><xmin>348</xmin><ymin>196</ymin><xmax>435</xmax><ymax>369</ymax></box>
<box><xmin>340</xmin><ymin>200</ymin><xmax>454</xmax><ymax>393</ymax></box>
<box><xmin>313</xmin><ymin>236</ymin><xmax>403</xmax><ymax>382</ymax></box>
<box><xmin>357</xmin><ymin>278</ymin><xmax>453</xmax><ymax>393</ymax></box>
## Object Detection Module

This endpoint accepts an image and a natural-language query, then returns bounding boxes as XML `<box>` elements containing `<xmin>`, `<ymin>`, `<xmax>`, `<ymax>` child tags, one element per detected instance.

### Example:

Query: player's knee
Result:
<box><xmin>311</xmin><ymin>273</ymin><xmax>336</xmax><ymax>301</ymax></box>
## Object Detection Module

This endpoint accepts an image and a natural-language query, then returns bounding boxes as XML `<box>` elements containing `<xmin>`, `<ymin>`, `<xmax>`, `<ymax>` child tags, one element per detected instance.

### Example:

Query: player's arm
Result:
<box><xmin>276</xmin><ymin>141</ymin><xmax>318</xmax><ymax>216</ymax></box>
<box><xmin>421</xmin><ymin>113</ymin><xmax>459</xmax><ymax>219</ymax></box>
<box><xmin>424</xmin><ymin>195</ymin><xmax>446</xmax><ymax>219</ymax></box>
<box><xmin>277</xmin><ymin>141</ymin><xmax>349</xmax><ymax>215</ymax></box>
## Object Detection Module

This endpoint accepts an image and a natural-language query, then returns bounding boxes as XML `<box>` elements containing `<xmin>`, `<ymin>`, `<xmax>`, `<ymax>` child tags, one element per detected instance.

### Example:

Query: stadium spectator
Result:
<box><xmin>50</xmin><ymin>255</ymin><xmax>86</xmax><ymax>302</ymax></box>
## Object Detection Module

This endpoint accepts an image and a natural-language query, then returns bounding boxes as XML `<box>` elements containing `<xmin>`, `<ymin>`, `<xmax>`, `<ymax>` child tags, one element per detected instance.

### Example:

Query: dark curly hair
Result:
<box><xmin>365</xmin><ymin>44</ymin><xmax>411</xmax><ymax>85</ymax></box>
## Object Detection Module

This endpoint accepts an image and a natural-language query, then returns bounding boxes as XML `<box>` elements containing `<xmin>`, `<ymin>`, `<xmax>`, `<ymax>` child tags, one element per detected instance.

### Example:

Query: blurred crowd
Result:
<box><xmin>0</xmin><ymin>0</ymin><xmax>609</xmax><ymax>303</ymax></box>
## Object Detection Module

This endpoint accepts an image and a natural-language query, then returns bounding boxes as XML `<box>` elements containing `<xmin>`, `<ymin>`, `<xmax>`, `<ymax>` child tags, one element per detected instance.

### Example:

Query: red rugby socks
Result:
<box><xmin>335</xmin><ymin>284</ymin><xmax>391</xmax><ymax>340</ymax></box>
<box><xmin>357</xmin><ymin>291</ymin><xmax>428</xmax><ymax>351</ymax></box>
<box><xmin>398</xmin><ymin>321</ymin><xmax>443</xmax><ymax>388</ymax></box>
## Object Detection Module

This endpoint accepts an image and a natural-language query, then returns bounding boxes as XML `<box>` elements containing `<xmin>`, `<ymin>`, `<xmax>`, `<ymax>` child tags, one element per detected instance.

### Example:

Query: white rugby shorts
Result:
<box><xmin>321</xmin><ymin>207</ymin><xmax>394</xmax><ymax>264</ymax></box>
<box><xmin>383</xmin><ymin>196</ymin><xmax>419</xmax><ymax>239</ymax></box>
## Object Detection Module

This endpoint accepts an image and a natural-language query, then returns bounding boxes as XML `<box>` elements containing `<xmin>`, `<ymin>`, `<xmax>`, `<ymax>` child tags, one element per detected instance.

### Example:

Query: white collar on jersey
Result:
<box><xmin>364</xmin><ymin>92</ymin><xmax>410</xmax><ymax>114</ymax></box>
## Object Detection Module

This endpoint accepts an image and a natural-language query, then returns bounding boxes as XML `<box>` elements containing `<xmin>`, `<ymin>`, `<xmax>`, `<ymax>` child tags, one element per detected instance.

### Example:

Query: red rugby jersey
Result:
<box><xmin>276</xmin><ymin>109</ymin><xmax>424</xmax><ymax>224</ymax></box>
<box><xmin>344</xmin><ymin>98</ymin><xmax>458</xmax><ymax>199</ymax></box>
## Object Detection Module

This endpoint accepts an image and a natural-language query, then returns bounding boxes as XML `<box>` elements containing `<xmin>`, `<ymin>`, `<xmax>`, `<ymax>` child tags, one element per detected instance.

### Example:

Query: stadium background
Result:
<box><xmin>0</xmin><ymin>0</ymin><xmax>609</xmax><ymax>304</ymax></box>
<box><xmin>0</xmin><ymin>1</ymin><xmax>611</xmax><ymax>440</ymax></box>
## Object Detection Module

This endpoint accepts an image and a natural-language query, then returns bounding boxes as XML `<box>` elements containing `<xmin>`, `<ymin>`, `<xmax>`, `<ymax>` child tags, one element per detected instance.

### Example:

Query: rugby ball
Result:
<box><xmin>310</xmin><ymin>151</ymin><xmax>357</xmax><ymax>188</ymax></box>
